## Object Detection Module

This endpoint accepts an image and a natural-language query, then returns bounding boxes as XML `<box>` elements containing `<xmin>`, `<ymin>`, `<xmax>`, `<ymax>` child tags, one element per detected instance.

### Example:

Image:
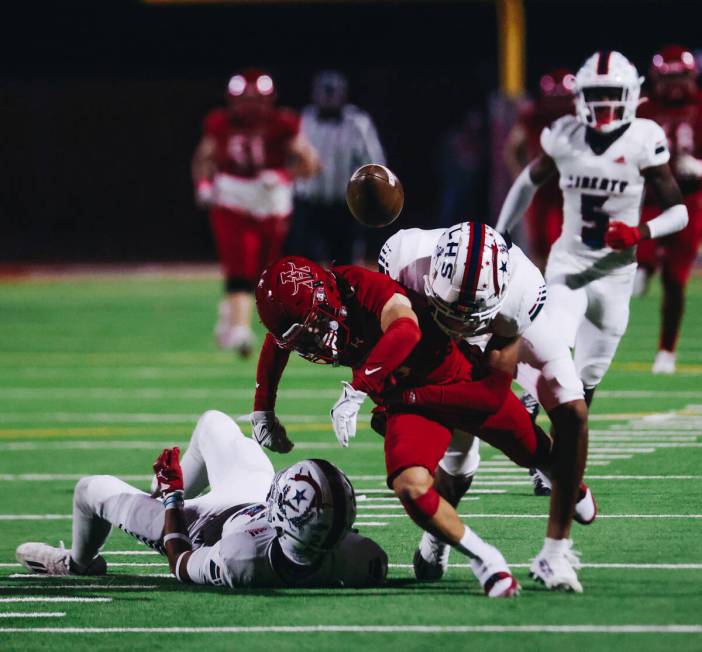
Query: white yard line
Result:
<box><xmin>0</xmin><ymin>625</ymin><xmax>699</xmax><ymax>634</ymax></box>
<box><xmin>0</xmin><ymin>597</ymin><xmax>111</xmax><ymax>603</ymax></box>
<box><xmin>0</xmin><ymin>584</ymin><xmax>157</xmax><ymax>589</ymax></box>
<box><xmin>0</xmin><ymin>612</ymin><xmax>65</xmax><ymax>618</ymax></box>
<box><xmin>388</xmin><ymin>563</ymin><xmax>702</xmax><ymax>570</ymax></box>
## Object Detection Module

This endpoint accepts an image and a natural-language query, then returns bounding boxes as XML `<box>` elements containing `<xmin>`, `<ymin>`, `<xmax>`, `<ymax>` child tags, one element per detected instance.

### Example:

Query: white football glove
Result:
<box><xmin>330</xmin><ymin>381</ymin><xmax>367</xmax><ymax>448</ymax></box>
<box><xmin>250</xmin><ymin>411</ymin><xmax>294</xmax><ymax>454</ymax></box>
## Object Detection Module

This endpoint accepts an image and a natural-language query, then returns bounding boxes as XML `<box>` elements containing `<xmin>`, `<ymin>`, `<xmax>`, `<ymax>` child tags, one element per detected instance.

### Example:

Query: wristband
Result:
<box><xmin>163</xmin><ymin>532</ymin><xmax>191</xmax><ymax>546</ymax></box>
<box><xmin>163</xmin><ymin>490</ymin><xmax>184</xmax><ymax>510</ymax></box>
<box><xmin>175</xmin><ymin>551</ymin><xmax>189</xmax><ymax>582</ymax></box>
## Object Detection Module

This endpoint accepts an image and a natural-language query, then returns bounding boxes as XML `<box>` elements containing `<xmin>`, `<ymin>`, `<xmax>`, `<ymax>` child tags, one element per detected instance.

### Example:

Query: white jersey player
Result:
<box><xmin>497</xmin><ymin>50</ymin><xmax>688</xmax><ymax>402</ymax></box>
<box><xmin>16</xmin><ymin>410</ymin><xmax>387</xmax><ymax>589</ymax></box>
<box><xmin>379</xmin><ymin>222</ymin><xmax>595</xmax><ymax>593</ymax></box>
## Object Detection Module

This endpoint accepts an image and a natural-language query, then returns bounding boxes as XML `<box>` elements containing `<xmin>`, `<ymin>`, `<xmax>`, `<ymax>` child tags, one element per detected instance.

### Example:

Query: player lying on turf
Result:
<box><xmin>379</xmin><ymin>221</ymin><xmax>594</xmax><ymax>592</ymax></box>
<box><xmin>252</xmin><ymin>256</ymin><xmax>594</xmax><ymax>596</ymax></box>
<box><xmin>16</xmin><ymin>410</ymin><xmax>387</xmax><ymax>588</ymax></box>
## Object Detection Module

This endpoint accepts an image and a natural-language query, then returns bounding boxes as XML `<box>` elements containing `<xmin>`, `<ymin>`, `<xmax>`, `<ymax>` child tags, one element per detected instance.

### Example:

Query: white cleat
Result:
<box><xmin>16</xmin><ymin>542</ymin><xmax>70</xmax><ymax>575</ymax></box>
<box><xmin>652</xmin><ymin>350</ymin><xmax>676</xmax><ymax>375</ymax></box>
<box><xmin>16</xmin><ymin>541</ymin><xmax>106</xmax><ymax>576</ymax></box>
<box><xmin>413</xmin><ymin>532</ymin><xmax>450</xmax><ymax>581</ymax></box>
<box><xmin>470</xmin><ymin>545</ymin><xmax>520</xmax><ymax>598</ymax></box>
<box><xmin>530</xmin><ymin>539</ymin><xmax>583</xmax><ymax>593</ymax></box>
<box><xmin>574</xmin><ymin>483</ymin><xmax>597</xmax><ymax>525</ymax></box>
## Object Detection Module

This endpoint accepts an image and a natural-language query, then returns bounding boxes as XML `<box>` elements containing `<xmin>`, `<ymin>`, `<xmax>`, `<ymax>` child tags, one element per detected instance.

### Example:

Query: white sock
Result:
<box><xmin>453</xmin><ymin>525</ymin><xmax>494</xmax><ymax>561</ymax></box>
<box><xmin>542</xmin><ymin>537</ymin><xmax>570</xmax><ymax>555</ymax></box>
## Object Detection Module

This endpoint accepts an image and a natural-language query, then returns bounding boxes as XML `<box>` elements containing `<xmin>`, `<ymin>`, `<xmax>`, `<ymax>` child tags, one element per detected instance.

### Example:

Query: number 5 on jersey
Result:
<box><xmin>580</xmin><ymin>194</ymin><xmax>609</xmax><ymax>248</ymax></box>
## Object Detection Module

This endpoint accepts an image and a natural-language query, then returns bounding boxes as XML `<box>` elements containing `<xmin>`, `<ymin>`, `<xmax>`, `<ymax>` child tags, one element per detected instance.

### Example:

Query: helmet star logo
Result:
<box><xmin>280</xmin><ymin>261</ymin><xmax>316</xmax><ymax>296</ymax></box>
<box><xmin>292</xmin><ymin>488</ymin><xmax>307</xmax><ymax>506</ymax></box>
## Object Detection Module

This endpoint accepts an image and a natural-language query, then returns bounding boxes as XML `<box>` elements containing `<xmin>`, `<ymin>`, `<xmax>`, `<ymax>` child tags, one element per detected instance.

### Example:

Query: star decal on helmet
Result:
<box><xmin>292</xmin><ymin>488</ymin><xmax>307</xmax><ymax>507</ymax></box>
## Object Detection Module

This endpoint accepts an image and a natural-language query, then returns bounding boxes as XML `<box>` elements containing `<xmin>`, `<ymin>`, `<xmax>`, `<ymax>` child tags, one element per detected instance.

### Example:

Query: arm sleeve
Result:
<box><xmin>639</xmin><ymin>122</ymin><xmax>671</xmax><ymax>170</ymax></box>
<box><xmin>185</xmin><ymin>544</ymin><xmax>228</xmax><ymax>586</ymax></box>
<box><xmin>253</xmin><ymin>334</ymin><xmax>291</xmax><ymax>411</ymax></box>
<box><xmin>646</xmin><ymin>203</ymin><xmax>689</xmax><ymax>239</ymax></box>
<box><xmin>402</xmin><ymin>368</ymin><xmax>513</xmax><ymax>414</ymax></box>
<box><xmin>351</xmin><ymin>317</ymin><xmax>422</xmax><ymax>395</ymax></box>
<box><xmin>495</xmin><ymin>165</ymin><xmax>538</xmax><ymax>234</ymax></box>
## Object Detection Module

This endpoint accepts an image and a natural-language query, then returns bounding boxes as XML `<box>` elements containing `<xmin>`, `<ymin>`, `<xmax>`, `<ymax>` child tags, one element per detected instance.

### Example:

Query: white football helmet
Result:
<box><xmin>266</xmin><ymin>458</ymin><xmax>356</xmax><ymax>565</ymax></box>
<box><xmin>425</xmin><ymin>222</ymin><xmax>511</xmax><ymax>338</ymax></box>
<box><xmin>574</xmin><ymin>50</ymin><xmax>643</xmax><ymax>133</ymax></box>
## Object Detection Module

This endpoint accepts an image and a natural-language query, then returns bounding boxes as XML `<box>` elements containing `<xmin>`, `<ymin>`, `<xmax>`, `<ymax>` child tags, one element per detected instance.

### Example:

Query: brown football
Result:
<box><xmin>346</xmin><ymin>164</ymin><xmax>404</xmax><ymax>228</ymax></box>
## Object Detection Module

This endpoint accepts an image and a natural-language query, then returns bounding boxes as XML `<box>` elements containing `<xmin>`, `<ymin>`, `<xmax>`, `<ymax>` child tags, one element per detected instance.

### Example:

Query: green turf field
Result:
<box><xmin>0</xmin><ymin>272</ymin><xmax>700</xmax><ymax>651</ymax></box>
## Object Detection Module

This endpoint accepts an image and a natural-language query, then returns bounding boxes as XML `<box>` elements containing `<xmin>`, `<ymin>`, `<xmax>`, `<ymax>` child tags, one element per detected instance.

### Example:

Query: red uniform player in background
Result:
<box><xmin>503</xmin><ymin>69</ymin><xmax>575</xmax><ymax>270</ymax></box>
<box><xmin>192</xmin><ymin>69</ymin><xmax>319</xmax><ymax>357</ymax></box>
<box><xmin>636</xmin><ymin>46</ymin><xmax>702</xmax><ymax>374</ymax></box>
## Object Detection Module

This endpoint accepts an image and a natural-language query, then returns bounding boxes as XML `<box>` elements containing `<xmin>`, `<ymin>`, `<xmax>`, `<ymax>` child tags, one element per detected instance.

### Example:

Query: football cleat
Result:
<box><xmin>529</xmin><ymin>468</ymin><xmax>552</xmax><ymax>497</ymax></box>
<box><xmin>413</xmin><ymin>532</ymin><xmax>450</xmax><ymax>581</ymax></box>
<box><xmin>574</xmin><ymin>483</ymin><xmax>597</xmax><ymax>525</ymax></box>
<box><xmin>16</xmin><ymin>542</ymin><xmax>106</xmax><ymax>576</ymax></box>
<box><xmin>470</xmin><ymin>546</ymin><xmax>520</xmax><ymax>598</ymax></box>
<box><xmin>652</xmin><ymin>350</ymin><xmax>676</xmax><ymax>375</ymax></box>
<box><xmin>530</xmin><ymin>539</ymin><xmax>583</xmax><ymax>593</ymax></box>
<box><xmin>520</xmin><ymin>392</ymin><xmax>541</xmax><ymax>425</ymax></box>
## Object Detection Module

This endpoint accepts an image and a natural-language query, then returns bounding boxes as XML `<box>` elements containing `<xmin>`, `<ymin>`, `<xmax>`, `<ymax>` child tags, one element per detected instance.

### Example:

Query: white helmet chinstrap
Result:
<box><xmin>266</xmin><ymin>458</ymin><xmax>356</xmax><ymax>565</ymax></box>
<box><xmin>575</xmin><ymin>50</ymin><xmax>643</xmax><ymax>133</ymax></box>
<box><xmin>425</xmin><ymin>222</ymin><xmax>511</xmax><ymax>338</ymax></box>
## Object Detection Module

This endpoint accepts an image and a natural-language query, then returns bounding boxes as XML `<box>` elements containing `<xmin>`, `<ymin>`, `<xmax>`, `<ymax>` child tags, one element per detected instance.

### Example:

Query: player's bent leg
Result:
<box><xmin>188</xmin><ymin>410</ymin><xmax>274</xmax><ymax>504</ymax></box>
<box><xmin>392</xmin><ymin>467</ymin><xmax>518</xmax><ymax>598</ymax></box>
<box><xmin>414</xmin><ymin>435</ymin><xmax>480</xmax><ymax>581</ymax></box>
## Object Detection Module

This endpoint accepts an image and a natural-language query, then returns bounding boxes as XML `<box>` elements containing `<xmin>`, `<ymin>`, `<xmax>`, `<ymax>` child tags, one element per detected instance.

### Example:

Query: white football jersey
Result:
<box><xmin>379</xmin><ymin>228</ymin><xmax>546</xmax><ymax>339</ymax></box>
<box><xmin>185</xmin><ymin>503</ymin><xmax>386</xmax><ymax>588</ymax></box>
<box><xmin>541</xmin><ymin>115</ymin><xmax>669</xmax><ymax>266</ymax></box>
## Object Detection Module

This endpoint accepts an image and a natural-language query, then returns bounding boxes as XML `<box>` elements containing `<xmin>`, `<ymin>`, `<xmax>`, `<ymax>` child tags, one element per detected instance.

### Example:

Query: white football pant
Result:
<box><xmin>544</xmin><ymin>248</ymin><xmax>636</xmax><ymax>389</ymax></box>
<box><xmin>71</xmin><ymin>410</ymin><xmax>274</xmax><ymax>568</ymax></box>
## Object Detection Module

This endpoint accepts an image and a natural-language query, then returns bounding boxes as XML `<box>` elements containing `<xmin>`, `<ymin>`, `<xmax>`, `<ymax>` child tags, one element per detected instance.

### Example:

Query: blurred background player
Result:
<box><xmin>192</xmin><ymin>68</ymin><xmax>319</xmax><ymax>356</ymax></box>
<box><xmin>635</xmin><ymin>45</ymin><xmax>702</xmax><ymax>374</ymax></box>
<box><xmin>504</xmin><ymin>69</ymin><xmax>576</xmax><ymax>271</ymax></box>
<box><xmin>291</xmin><ymin>71</ymin><xmax>386</xmax><ymax>265</ymax></box>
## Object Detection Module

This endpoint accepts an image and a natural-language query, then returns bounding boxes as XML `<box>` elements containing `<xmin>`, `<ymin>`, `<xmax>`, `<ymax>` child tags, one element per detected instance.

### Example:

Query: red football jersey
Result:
<box><xmin>639</xmin><ymin>91</ymin><xmax>702</xmax><ymax>196</ymax></box>
<box><xmin>203</xmin><ymin>107</ymin><xmax>300</xmax><ymax>178</ymax></box>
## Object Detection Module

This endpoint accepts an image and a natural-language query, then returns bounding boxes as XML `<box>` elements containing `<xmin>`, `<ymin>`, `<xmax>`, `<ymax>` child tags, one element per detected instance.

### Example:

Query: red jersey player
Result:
<box><xmin>504</xmin><ymin>69</ymin><xmax>575</xmax><ymax>270</ymax></box>
<box><xmin>636</xmin><ymin>46</ymin><xmax>702</xmax><ymax>374</ymax></box>
<box><xmin>250</xmin><ymin>256</ymin><xmax>593</xmax><ymax>595</ymax></box>
<box><xmin>192</xmin><ymin>69</ymin><xmax>319</xmax><ymax>357</ymax></box>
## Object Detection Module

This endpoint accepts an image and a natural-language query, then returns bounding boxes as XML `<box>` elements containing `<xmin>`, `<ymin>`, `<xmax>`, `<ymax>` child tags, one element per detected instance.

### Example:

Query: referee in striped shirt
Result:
<box><xmin>292</xmin><ymin>71</ymin><xmax>386</xmax><ymax>264</ymax></box>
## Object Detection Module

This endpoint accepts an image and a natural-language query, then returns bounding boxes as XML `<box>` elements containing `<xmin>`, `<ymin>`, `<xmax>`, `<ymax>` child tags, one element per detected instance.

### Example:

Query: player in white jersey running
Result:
<box><xmin>497</xmin><ymin>50</ymin><xmax>688</xmax><ymax>406</ymax></box>
<box><xmin>379</xmin><ymin>222</ymin><xmax>595</xmax><ymax>592</ymax></box>
<box><xmin>16</xmin><ymin>410</ymin><xmax>387</xmax><ymax>589</ymax></box>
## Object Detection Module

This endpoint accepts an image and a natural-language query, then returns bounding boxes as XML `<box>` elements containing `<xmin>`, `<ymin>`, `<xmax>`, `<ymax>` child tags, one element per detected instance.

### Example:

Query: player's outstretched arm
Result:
<box><xmin>496</xmin><ymin>154</ymin><xmax>558</xmax><ymax>235</ymax></box>
<box><xmin>251</xmin><ymin>334</ymin><xmax>294</xmax><ymax>453</ymax></box>
<box><xmin>331</xmin><ymin>294</ymin><xmax>421</xmax><ymax>447</ymax></box>
<box><xmin>287</xmin><ymin>132</ymin><xmax>321</xmax><ymax>179</ymax></box>
<box><xmin>153</xmin><ymin>448</ymin><xmax>194</xmax><ymax>582</ymax></box>
<box><xmin>606</xmin><ymin>165</ymin><xmax>688</xmax><ymax>249</ymax></box>
<box><xmin>191</xmin><ymin>135</ymin><xmax>218</xmax><ymax>207</ymax></box>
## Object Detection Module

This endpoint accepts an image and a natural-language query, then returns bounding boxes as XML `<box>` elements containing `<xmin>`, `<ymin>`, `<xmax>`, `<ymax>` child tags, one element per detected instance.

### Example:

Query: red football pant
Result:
<box><xmin>638</xmin><ymin>191</ymin><xmax>702</xmax><ymax>350</ymax></box>
<box><xmin>384</xmin><ymin>393</ymin><xmax>549</xmax><ymax>486</ymax></box>
<box><xmin>209</xmin><ymin>207</ymin><xmax>290</xmax><ymax>291</ymax></box>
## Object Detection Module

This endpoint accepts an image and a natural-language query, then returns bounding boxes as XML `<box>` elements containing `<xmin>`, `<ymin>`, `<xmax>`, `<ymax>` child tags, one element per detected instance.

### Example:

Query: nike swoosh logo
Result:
<box><xmin>364</xmin><ymin>367</ymin><xmax>382</xmax><ymax>376</ymax></box>
<box><xmin>255</xmin><ymin>383</ymin><xmax>260</xmax><ymax>389</ymax></box>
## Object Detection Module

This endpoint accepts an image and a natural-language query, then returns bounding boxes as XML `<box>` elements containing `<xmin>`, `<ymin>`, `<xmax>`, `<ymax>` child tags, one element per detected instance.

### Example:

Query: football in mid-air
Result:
<box><xmin>346</xmin><ymin>164</ymin><xmax>404</xmax><ymax>228</ymax></box>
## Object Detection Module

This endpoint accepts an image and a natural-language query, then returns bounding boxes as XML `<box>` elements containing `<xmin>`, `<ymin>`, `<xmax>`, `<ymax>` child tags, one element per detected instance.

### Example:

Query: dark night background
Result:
<box><xmin>1</xmin><ymin>0</ymin><xmax>700</xmax><ymax>262</ymax></box>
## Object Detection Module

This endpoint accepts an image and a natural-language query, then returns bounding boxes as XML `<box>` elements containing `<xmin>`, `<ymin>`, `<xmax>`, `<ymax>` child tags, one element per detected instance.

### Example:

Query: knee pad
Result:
<box><xmin>399</xmin><ymin>487</ymin><xmax>440</xmax><ymax>521</ymax></box>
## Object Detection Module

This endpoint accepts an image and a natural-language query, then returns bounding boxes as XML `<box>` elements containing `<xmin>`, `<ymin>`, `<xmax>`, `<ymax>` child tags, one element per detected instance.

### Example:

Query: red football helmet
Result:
<box><xmin>650</xmin><ymin>45</ymin><xmax>698</xmax><ymax>103</ymax></box>
<box><xmin>256</xmin><ymin>257</ymin><xmax>349</xmax><ymax>365</ymax></box>
<box><xmin>227</xmin><ymin>68</ymin><xmax>276</xmax><ymax>124</ymax></box>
